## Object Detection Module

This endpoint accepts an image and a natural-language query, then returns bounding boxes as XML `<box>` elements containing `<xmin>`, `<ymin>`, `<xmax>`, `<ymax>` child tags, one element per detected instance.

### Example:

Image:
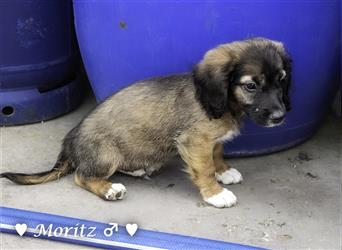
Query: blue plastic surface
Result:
<box><xmin>0</xmin><ymin>206</ymin><xmax>265</xmax><ymax>250</ymax></box>
<box><xmin>73</xmin><ymin>1</ymin><xmax>340</xmax><ymax>156</ymax></box>
<box><xmin>0</xmin><ymin>0</ymin><xmax>82</xmax><ymax>125</ymax></box>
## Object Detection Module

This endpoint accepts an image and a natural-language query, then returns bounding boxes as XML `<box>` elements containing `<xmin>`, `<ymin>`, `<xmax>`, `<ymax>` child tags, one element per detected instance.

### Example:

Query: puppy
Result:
<box><xmin>1</xmin><ymin>38</ymin><xmax>291</xmax><ymax>208</ymax></box>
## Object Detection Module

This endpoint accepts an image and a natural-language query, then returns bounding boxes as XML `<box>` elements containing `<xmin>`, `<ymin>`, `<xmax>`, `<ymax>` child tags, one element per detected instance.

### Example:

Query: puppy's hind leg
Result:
<box><xmin>213</xmin><ymin>143</ymin><xmax>243</xmax><ymax>185</ymax></box>
<box><xmin>75</xmin><ymin>172</ymin><xmax>127</xmax><ymax>201</ymax></box>
<box><xmin>74</xmin><ymin>156</ymin><xmax>127</xmax><ymax>201</ymax></box>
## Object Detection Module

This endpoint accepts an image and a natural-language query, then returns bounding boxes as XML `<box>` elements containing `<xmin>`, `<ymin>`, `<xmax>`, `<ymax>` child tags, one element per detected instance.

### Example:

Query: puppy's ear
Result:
<box><xmin>192</xmin><ymin>47</ymin><xmax>236</xmax><ymax>119</ymax></box>
<box><xmin>269</xmin><ymin>40</ymin><xmax>292</xmax><ymax>111</ymax></box>
<box><xmin>281</xmin><ymin>52</ymin><xmax>292</xmax><ymax>111</ymax></box>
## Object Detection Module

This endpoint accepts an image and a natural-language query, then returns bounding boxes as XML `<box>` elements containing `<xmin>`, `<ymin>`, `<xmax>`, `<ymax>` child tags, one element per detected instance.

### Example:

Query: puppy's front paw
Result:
<box><xmin>105</xmin><ymin>183</ymin><xmax>127</xmax><ymax>200</ymax></box>
<box><xmin>204</xmin><ymin>188</ymin><xmax>237</xmax><ymax>208</ymax></box>
<box><xmin>215</xmin><ymin>168</ymin><xmax>243</xmax><ymax>185</ymax></box>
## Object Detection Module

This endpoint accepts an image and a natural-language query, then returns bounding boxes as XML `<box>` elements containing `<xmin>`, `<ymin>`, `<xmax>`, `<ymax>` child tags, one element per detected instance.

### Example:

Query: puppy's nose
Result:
<box><xmin>270</xmin><ymin>111</ymin><xmax>285</xmax><ymax>119</ymax></box>
<box><xmin>269</xmin><ymin>110</ymin><xmax>285</xmax><ymax>123</ymax></box>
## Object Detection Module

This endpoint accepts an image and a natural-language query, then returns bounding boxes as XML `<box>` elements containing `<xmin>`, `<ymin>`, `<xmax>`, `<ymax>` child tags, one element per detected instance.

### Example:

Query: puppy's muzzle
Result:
<box><xmin>268</xmin><ymin>110</ymin><xmax>285</xmax><ymax>125</ymax></box>
<box><xmin>269</xmin><ymin>110</ymin><xmax>285</xmax><ymax>124</ymax></box>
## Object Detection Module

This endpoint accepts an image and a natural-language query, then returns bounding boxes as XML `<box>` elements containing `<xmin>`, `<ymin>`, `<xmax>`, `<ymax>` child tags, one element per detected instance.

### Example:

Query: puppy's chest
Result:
<box><xmin>216</xmin><ymin>128</ymin><xmax>240</xmax><ymax>143</ymax></box>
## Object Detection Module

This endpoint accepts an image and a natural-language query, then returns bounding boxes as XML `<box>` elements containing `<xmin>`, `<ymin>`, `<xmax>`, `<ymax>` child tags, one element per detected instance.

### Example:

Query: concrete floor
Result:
<box><xmin>1</xmin><ymin>95</ymin><xmax>341</xmax><ymax>250</ymax></box>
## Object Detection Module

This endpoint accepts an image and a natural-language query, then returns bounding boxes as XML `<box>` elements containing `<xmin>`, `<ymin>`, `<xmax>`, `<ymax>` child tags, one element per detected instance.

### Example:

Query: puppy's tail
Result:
<box><xmin>0</xmin><ymin>156</ymin><xmax>74</xmax><ymax>185</ymax></box>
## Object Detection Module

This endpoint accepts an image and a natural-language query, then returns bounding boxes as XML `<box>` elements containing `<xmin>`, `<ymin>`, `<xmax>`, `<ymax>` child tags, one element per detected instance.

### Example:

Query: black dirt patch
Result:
<box><xmin>306</xmin><ymin>172</ymin><xmax>319</xmax><ymax>179</ymax></box>
<box><xmin>288</xmin><ymin>151</ymin><xmax>313</xmax><ymax>166</ymax></box>
<box><xmin>297</xmin><ymin>151</ymin><xmax>313</xmax><ymax>162</ymax></box>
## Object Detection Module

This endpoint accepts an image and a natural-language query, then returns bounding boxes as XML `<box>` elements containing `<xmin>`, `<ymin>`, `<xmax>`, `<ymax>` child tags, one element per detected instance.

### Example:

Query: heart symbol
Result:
<box><xmin>15</xmin><ymin>223</ymin><xmax>27</xmax><ymax>236</ymax></box>
<box><xmin>125</xmin><ymin>223</ymin><xmax>138</xmax><ymax>237</ymax></box>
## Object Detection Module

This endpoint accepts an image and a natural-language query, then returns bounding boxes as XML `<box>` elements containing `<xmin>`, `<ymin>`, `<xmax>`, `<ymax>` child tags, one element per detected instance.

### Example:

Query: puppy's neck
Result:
<box><xmin>226</xmin><ymin>100</ymin><xmax>244</xmax><ymax>125</ymax></box>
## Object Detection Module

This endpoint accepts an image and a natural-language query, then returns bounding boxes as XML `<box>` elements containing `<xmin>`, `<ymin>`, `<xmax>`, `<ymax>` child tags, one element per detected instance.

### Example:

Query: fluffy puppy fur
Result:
<box><xmin>1</xmin><ymin>37</ymin><xmax>292</xmax><ymax>208</ymax></box>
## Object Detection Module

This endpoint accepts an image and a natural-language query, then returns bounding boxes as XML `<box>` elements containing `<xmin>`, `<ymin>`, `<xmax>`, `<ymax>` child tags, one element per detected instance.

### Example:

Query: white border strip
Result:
<box><xmin>0</xmin><ymin>224</ymin><xmax>166</xmax><ymax>250</ymax></box>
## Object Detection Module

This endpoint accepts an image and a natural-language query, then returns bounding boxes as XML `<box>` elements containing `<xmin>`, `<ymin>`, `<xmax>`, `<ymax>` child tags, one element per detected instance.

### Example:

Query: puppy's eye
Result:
<box><xmin>244</xmin><ymin>82</ymin><xmax>257</xmax><ymax>92</ymax></box>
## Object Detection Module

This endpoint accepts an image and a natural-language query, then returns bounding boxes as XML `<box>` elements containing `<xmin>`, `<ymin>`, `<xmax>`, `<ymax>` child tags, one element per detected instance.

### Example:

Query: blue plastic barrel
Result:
<box><xmin>0</xmin><ymin>0</ymin><xmax>83</xmax><ymax>125</ymax></box>
<box><xmin>73</xmin><ymin>1</ymin><xmax>340</xmax><ymax>156</ymax></box>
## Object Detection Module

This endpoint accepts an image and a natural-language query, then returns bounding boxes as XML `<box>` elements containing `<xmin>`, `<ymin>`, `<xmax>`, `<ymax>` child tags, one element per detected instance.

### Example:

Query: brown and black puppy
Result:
<box><xmin>1</xmin><ymin>38</ymin><xmax>292</xmax><ymax>208</ymax></box>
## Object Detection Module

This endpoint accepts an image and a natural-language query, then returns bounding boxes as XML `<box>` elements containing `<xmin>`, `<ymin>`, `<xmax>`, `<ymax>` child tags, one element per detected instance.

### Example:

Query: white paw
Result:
<box><xmin>105</xmin><ymin>183</ymin><xmax>127</xmax><ymax>200</ymax></box>
<box><xmin>204</xmin><ymin>188</ymin><xmax>237</xmax><ymax>208</ymax></box>
<box><xmin>215</xmin><ymin>168</ymin><xmax>243</xmax><ymax>185</ymax></box>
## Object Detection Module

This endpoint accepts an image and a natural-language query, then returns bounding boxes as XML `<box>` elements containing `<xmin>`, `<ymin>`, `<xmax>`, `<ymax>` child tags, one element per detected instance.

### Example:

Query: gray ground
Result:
<box><xmin>1</xmin><ymin>95</ymin><xmax>341</xmax><ymax>250</ymax></box>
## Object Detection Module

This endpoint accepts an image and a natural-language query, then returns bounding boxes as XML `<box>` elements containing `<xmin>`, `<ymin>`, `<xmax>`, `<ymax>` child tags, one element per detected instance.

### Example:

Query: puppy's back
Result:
<box><xmin>85</xmin><ymin>74</ymin><xmax>200</xmax><ymax>131</ymax></box>
<box><xmin>75</xmin><ymin>74</ymin><xmax>205</xmax><ymax>169</ymax></box>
